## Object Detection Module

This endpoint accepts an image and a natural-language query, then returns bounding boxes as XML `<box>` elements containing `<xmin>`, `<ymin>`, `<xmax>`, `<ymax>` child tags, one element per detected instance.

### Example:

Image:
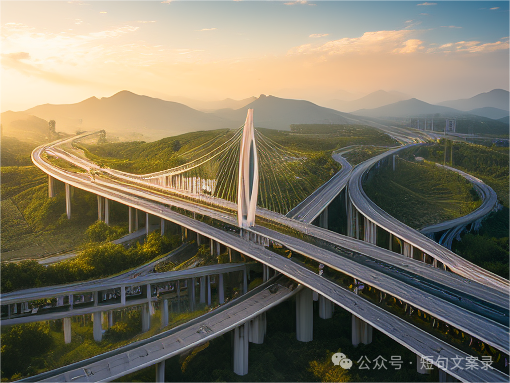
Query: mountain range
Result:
<box><xmin>2</xmin><ymin>88</ymin><xmax>507</xmax><ymax>142</ymax></box>
<box><xmin>438</xmin><ymin>89</ymin><xmax>509</xmax><ymax>112</ymax></box>
<box><xmin>322</xmin><ymin>90</ymin><xmax>411</xmax><ymax>113</ymax></box>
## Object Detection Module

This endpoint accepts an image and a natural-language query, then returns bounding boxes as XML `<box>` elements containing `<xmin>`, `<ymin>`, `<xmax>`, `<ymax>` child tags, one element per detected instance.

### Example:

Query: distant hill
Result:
<box><xmin>438</xmin><ymin>89</ymin><xmax>509</xmax><ymax>111</ymax></box>
<box><xmin>352</xmin><ymin>98</ymin><xmax>464</xmax><ymax>118</ymax></box>
<box><xmin>0</xmin><ymin>111</ymin><xmax>53</xmax><ymax>144</ymax></box>
<box><xmin>213</xmin><ymin>94</ymin><xmax>356</xmax><ymax>130</ymax></box>
<box><xmin>24</xmin><ymin>91</ymin><xmax>237</xmax><ymax>140</ymax></box>
<box><xmin>323</xmin><ymin>90</ymin><xmax>411</xmax><ymax>112</ymax></box>
<box><xmin>163</xmin><ymin>96</ymin><xmax>257</xmax><ymax>112</ymax></box>
<box><xmin>468</xmin><ymin>107</ymin><xmax>509</xmax><ymax>120</ymax></box>
<box><xmin>497</xmin><ymin>116</ymin><xmax>509</xmax><ymax>124</ymax></box>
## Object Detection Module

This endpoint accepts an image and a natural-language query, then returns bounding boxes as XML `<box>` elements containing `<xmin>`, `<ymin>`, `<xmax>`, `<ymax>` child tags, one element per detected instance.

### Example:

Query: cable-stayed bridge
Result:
<box><xmin>3</xmin><ymin>110</ymin><xmax>508</xmax><ymax>382</ymax></box>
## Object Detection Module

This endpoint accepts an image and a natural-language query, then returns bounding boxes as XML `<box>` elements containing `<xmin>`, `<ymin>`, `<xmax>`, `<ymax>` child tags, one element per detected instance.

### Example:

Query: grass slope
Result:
<box><xmin>364</xmin><ymin>159</ymin><xmax>481</xmax><ymax>230</ymax></box>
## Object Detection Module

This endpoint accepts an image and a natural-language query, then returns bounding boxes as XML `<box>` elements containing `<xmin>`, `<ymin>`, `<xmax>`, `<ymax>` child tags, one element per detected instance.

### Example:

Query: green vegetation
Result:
<box><xmin>1</xmin><ymin>231</ymin><xmax>180</xmax><ymax>292</ymax></box>
<box><xmin>1</xmin><ymin>307</ymin><xmax>208</xmax><ymax>380</ymax></box>
<box><xmin>452</xmin><ymin>208</ymin><xmax>509</xmax><ymax>279</ymax></box>
<box><xmin>343</xmin><ymin>146</ymin><xmax>392</xmax><ymax>166</ymax></box>
<box><xmin>414</xmin><ymin>141</ymin><xmax>509</xmax><ymax>206</ymax></box>
<box><xmin>120</xmin><ymin>301</ymin><xmax>433</xmax><ymax>382</ymax></box>
<box><xmin>453</xmin><ymin>116</ymin><xmax>509</xmax><ymax>137</ymax></box>
<box><xmin>364</xmin><ymin>159</ymin><xmax>481</xmax><ymax>230</ymax></box>
<box><xmin>0</xmin><ymin>137</ymin><xmax>37</xmax><ymax>166</ymax></box>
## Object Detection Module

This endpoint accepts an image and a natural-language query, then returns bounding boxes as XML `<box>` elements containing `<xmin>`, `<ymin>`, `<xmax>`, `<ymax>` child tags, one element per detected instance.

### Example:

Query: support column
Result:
<box><xmin>210</xmin><ymin>238</ymin><xmax>214</xmax><ymax>256</ymax></box>
<box><xmin>417</xmin><ymin>355</ymin><xmax>432</xmax><ymax>375</ymax></box>
<box><xmin>351</xmin><ymin>315</ymin><xmax>373</xmax><ymax>346</ymax></box>
<box><xmin>188</xmin><ymin>278</ymin><xmax>196</xmax><ymax>311</ymax></box>
<box><xmin>363</xmin><ymin>218</ymin><xmax>377</xmax><ymax>245</ymax></box>
<box><xmin>160</xmin><ymin>218</ymin><xmax>165</xmax><ymax>236</ymax></box>
<box><xmin>318</xmin><ymin>295</ymin><xmax>334</xmax><ymax>319</ymax></box>
<box><xmin>207</xmin><ymin>275</ymin><xmax>212</xmax><ymax>306</ymax></box>
<box><xmin>65</xmin><ymin>184</ymin><xmax>72</xmax><ymax>220</ymax></box>
<box><xmin>104</xmin><ymin>198</ymin><xmax>110</xmax><ymax>225</ymax></box>
<box><xmin>403</xmin><ymin>242</ymin><xmax>413</xmax><ymax>258</ymax></box>
<box><xmin>93</xmin><ymin>312</ymin><xmax>102</xmax><ymax>342</ymax></box>
<box><xmin>319</xmin><ymin>206</ymin><xmax>328</xmax><ymax>229</ymax></box>
<box><xmin>146</xmin><ymin>212</ymin><xmax>150</xmax><ymax>237</ymax></box>
<box><xmin>121</xmin><ymin>286</ymin><xmax>126</xmax><ymax>305</ymax></box>
<box><xmin>156</xmin><ymin>361</ymin><xmax>165</xmax><ymax>383</ymax></box>
<box><xmin>161</xmin><ymin>299</ymin><xmax>169</xmax><ymax>328</ymax></box>
<box><xmin>199</xmin><ymin>276</ymin><xmax>206</xmax><ymax>304</ymax></box>
<box><xmin>219</xmin><ymin>274</ymin><xmax>225</xmax><ymax>304</ymax></box>
<box><xmin>97</xmin><ymin>196</ymin><xmax>104</xmax><ymax>222</ymax></box>
<box><xmin>233</xmin><ymin>324</ymin><xmax>249</xmax><ymax>376</ymax></box>
<box><xmin>129</xmin><ymin>207</ymin><xmax>135</xmax><ymax>233</ymax></box>
<box><xmin>439</xmin><ymin>368</ymin><xmax>457</xmax><ymax>382</ymax></box>
<box><xmin>135</xmin><ymin>209</ymin><xmax>139</xmax><ymax>231</ymax></box>
<box><xmin>216</xmin><ymin>241</ymin><xmax>221</xmax><ymax>256</ymax></box>
<box><xmin>249</xmin><ymin>312</ymin><xmax>266</xmax><ymax>344</ymax></box>
<box><xmin>64</xmin><ymin>317</ymin><xmax>72</xmax><ymax>344</ymax></box>
<box><xmin>296</xmin><ymin>288</ymin><xmax>313</xmax><ymax>342</ymax></box>
<box><xmin>108</xmin><ymin>311</ymin><xmax>114</xmax><ymax>328</ymax></box>
<box><xmin>243</xmin><ymin>269</ymin><xmax>248</xmax><ymax>294</ymax></box>
<box><xmin>142</xmin><ymin>303</ymin><xmax>150</xmax><ymax>333</ymax></box>
<box><xmin>48</xmin><ymin>175</ymin><xmax>56</xmax><ymax>198</ymax></box>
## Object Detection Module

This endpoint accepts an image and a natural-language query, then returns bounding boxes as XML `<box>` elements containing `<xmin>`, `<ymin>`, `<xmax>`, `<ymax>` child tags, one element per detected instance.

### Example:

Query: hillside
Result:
<box><xmin>468</xmin><ymin>107</ymin><xmax>509</xmax><ymax>120</ymax></box>
<box><xmin>497</xmin><ymin>116</ymin><xmax>509</xmax><ymax>124</ymax></box>
<box><xmin>163</xmin><ymin>96</ymin><xmax>257</xmax><ymax>112</ymax></box>
<box><xmin>1</xmin><ymin>111</ymin><xmax>53</xmax><ymax>144</ymax></box>
<box><xmin>323</xmin><ymin>90</ymin><xmax>410</xmax><ymax>113</ymax></box>
<box><xmin>24</xmin><ymin>91</ymin><xmax>237</xmax><ymax>140</ymax></box>
<box><xmin>352</xmin><ymin>98</ymin><xmax>464</xmax><ymax>118</ymax></box>
<box><xmin>438</xmin><ymin>89</ymin><xmax>509</xmax><ymax>111</ymax></box>
<box><xmin>214</xmin><ymin>94</ymin><xmax>356</xmax><ymax>130</ymax></box>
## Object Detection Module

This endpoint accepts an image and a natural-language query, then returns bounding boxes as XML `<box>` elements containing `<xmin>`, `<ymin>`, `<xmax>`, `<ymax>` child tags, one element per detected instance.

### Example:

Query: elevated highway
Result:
<box><xmin>7</xmin><ymin>132</ymin><xmax>508</xmax><ymax>382</ymax></box>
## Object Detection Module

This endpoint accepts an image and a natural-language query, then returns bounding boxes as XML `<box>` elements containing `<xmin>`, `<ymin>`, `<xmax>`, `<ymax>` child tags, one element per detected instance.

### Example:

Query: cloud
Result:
<box><xmin>417</xmin><ymin>2</ymin><xmax>436</xmax><ymax>6</ymax></box>
<box><xmin>196</xmin><ymin>27</ymin><xmax>217</xmax><ymax>31</ymax></box>
<box><xmin>420</xmin><ymin>13</ymin><xmax>429</xmax><ymax>15</ymax></box>
<box><xmin>441</xmin><ymin>25</ymin><xmax>462</xmax><ymax>29</ymax></box>
<box><xmin>490</xmin><ymin>7</ymin><xmax>499</xmax><ymax>10</ymax></box>
<box><xmin>433</xmin><ymin>39</ymin><xmax>509</xmax><ymax>53</ymax></box>
<box><xmin>284</xmin><ymin>1</ymin><xmax>315</xmax><ymax>5</ymax></box>
<box><xmin>137</xmin><ymin>20</ymin><xmax>157</xmax><ymax>24</ymax></box>
<box><xmin>394</xmin><ymin>39</ymin><xmax>424</xmax><ymax>54</ymax></box>
<box><xmin>289</xmin><ymin>30</ymin><xmax>421</xmax><ymax>56</ymax></box>
<box><xmin>75</xmin><ymin>19</ymin><xmax>83</xmax><ymax>25</ymax></box>
<box><xmin>99</xmin><ymin>11</ymin><xmax>107</xmax><ymax>14</ymax></box>
<box><xmin>309</xmin><ymin>33</ymin><xmax>329</xmax><ymax>38</ymax></box>
<box><xmin>161</xmin><ymin>0</ymin><xmax>173</xmax><ymax>3</ymax></box>
<box><xmin>3</xmin><ymin>52</ymin><xmax>30</xmax><ymax>60</ymax></box>
<box><xmin>405</xmin><ymin>20</ymin><xmax>413</xmax><ymax>23</ymax></box>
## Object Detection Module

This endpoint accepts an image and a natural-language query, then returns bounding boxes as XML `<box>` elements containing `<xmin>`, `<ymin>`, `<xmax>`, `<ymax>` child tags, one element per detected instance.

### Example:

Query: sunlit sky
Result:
<box><xmin>1</xmin><ymin>1</ymin><xmax>509</xmax><ymax>112</ymax></box>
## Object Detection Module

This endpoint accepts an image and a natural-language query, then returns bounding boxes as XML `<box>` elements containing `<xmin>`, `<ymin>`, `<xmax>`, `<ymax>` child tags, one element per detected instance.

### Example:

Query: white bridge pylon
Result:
<box><xmin>237</xmin><ymin>109</ymin><xmax>259</xmax><ymax>228</ymax></box>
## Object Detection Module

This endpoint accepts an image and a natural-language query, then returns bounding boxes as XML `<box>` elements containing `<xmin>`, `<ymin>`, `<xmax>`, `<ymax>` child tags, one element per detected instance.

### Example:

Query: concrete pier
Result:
<box><xmin>93</xmin><ymin>312</ymin><xmax>102</xmax><ymax>342</ymax></box>
<box><xmin>97</xmin><ymin>196</ymin><xmax>104</xmax><ymax>221</ymax></box>
<box><xmin>296</xmin><ymin>288</ymin><xmax>313</xmax><ymax>342</ymax></box>
<box><xmin>352</xmin><ymin>315</ymin><xmax>373</xmax><ymax>346</ymax></box>
<box><xmin>64</xmin><ymin>317</ymin><xmax>72</xmax><ymax>344</ymax></box>
<box><xmin>155</xmin><ymin>361</ymin><xmax>165</xmax><ymax>382</ymax></box>
<box><xmin>65</xmin><ymin>184</ymin><xmax>72</xmax><ymax>219</ymax></box>
<box><xmin>104</xmin><ymin>198</ymin><xmax>110</xmax><ymax>225</ymax></box>
<box><xmin>403</xmin><ymin>242</ymin><xmax>413</xmax><ymax>258</ymax></box>
<box><xmin>146</xmin><ymin>212</ymin><xmax>150</xmax><ymax>237</ymax></box>
<box><xmin>417</xmin><ymin>355</ymin><xmax>432</xmax><ymax>374</ymax></box>
<box><xmin>318</xmin><ymin>206</ymin><xmax>328</xmax><ymax>229</ymax></box>
<box><xmin>142</xmin><ymin>303</ymin><xmax>150</xmax><ymax>333</ymax></box>
<box><xmin>249</xmin><ymin>312</ymin><xmax>266</xmax><ymax>344</ymax></box>
<box><xmin>218</xmin><ymin>274</ymin><xmax>225</xmax><ymax>304</ymax></box>
<box><xmin>188</xmin><ymin>278</ymin><xmax>196</xmax><ymax>312</ymax></box>
<box><xmin>160</xmin><ymin>218</ymin><xmax>165</xmax><ymax>236</ymax></box>
<box><xmin>161</xmin><ymin>299</ymin><xmax>169</xmax><ymax>328</ymax></box>
<box><xmin>48</xmin><ymin>175</ymin><xmax>56</xmax><ymax>198</ymax></box>
<box><xmin>233</xmin><ymin>324</ymin><xmax>249</xmax><ymax>376</ymax></box>
<box><xmin>439</xmin><ymin>368</ymin><xmax>457</xmax><ymax>382</ymax></box>
<box><xmin>364</xmin><ymin>218</ymin><xmax>377</xmax><ymax>244</ymax></box>
<box><xmin>128</xmin><ymin>207</ymin><xmax>135</xmax><ymax>233</ymax></box>
<box><xmin>318</xmin><ymin>295</ymin><xmax>334</xmax><ymax>319</ymax></box>
<box><xmin>207</xmin><ymin>276</ymin><xmax>212</xmax><ymax>306</ymax></box>
<box><xmin>199</xmin><ymin>276</ymin><xmax>206</xmax><ymax>304</ymax></box>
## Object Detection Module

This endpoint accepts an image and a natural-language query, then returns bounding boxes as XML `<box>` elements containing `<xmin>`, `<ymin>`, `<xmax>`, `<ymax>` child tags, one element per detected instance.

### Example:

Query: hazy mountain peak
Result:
<box><xmin>438</xmin><ymin>89</ymin><xmax>509</xmax><ymax>111</ymax></box>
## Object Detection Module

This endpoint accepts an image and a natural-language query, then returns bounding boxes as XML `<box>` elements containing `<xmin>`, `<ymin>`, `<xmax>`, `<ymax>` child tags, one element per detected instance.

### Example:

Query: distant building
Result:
<box><xmin>49</xmin><ymin>120</ymin><xmax>56</xmax><ymax>139</ymax></box>
<box><xmin>445</xmin><ymin>119</ymin><xmax>456</xmax><ymax>133</ymax></box>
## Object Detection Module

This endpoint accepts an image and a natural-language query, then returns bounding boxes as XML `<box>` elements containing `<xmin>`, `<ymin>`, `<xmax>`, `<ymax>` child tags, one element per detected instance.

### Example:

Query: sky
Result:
<box><xmin>1</xmin><ymin>1</ymin><xmax>509</xmax><ymax>112</ymax></box>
